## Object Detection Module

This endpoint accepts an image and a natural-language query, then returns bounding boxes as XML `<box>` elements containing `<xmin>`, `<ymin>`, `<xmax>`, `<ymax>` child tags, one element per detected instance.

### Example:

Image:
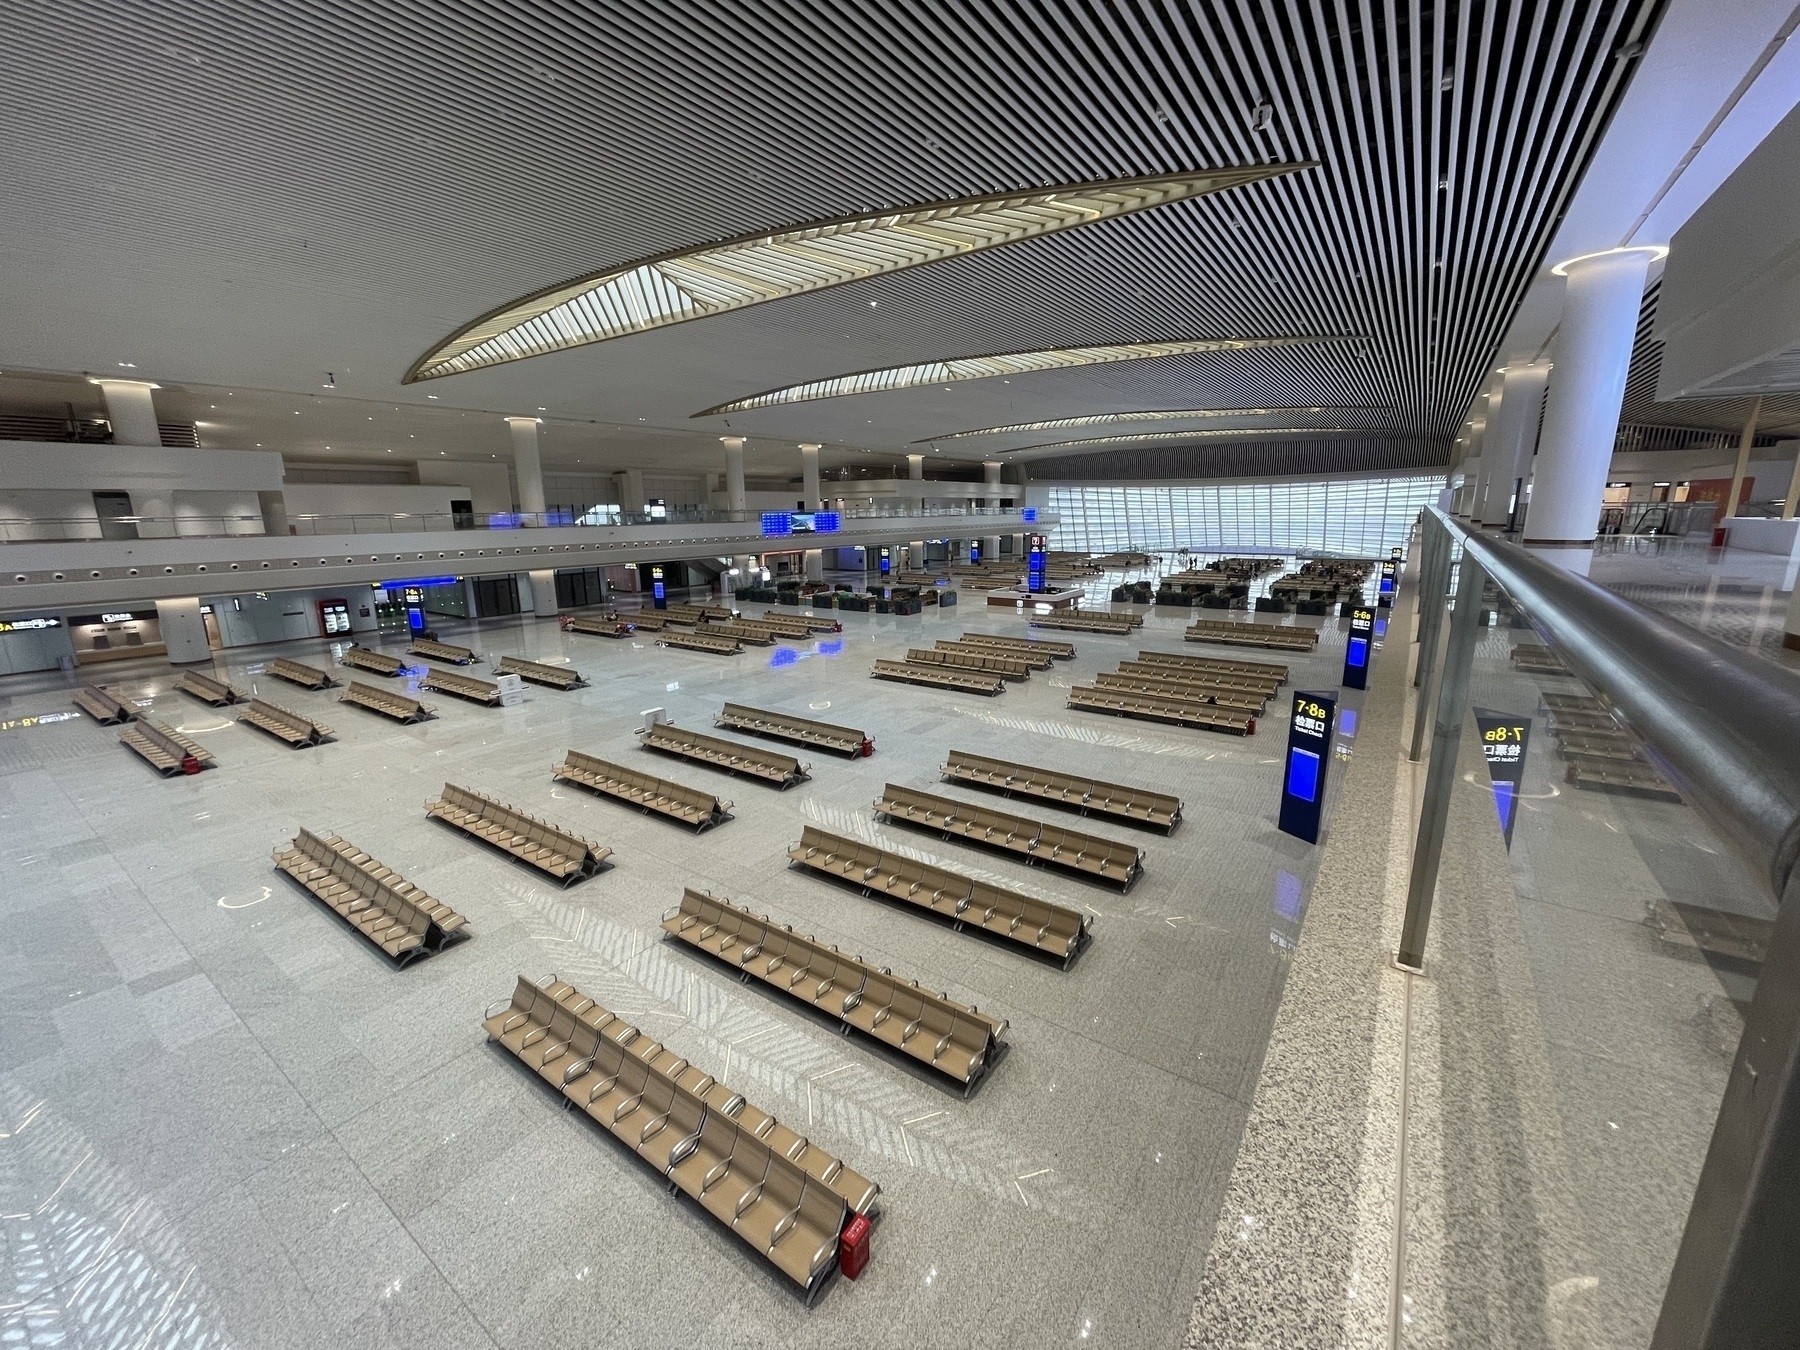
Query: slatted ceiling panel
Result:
<box><xmin>3</xmin><ymin>1</ymin><xmax>1659</xmax><ymax>471</ymax></box>
<box><xmin>1618</xmin><ymin>281</ymin><xmax>1800</xmax><ymax>440</ymax></box>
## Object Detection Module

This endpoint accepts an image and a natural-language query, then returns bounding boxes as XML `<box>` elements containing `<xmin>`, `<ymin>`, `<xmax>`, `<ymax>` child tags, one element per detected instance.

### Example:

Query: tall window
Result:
<box><xmin>1044</xmin><ymin>476</ymin><xmax>1442</xmax><ymax>555</ymax></box>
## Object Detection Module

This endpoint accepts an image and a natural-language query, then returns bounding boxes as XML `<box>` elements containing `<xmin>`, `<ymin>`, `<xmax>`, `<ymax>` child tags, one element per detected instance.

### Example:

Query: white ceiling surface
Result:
<box><xmin>1473</xmin><ymin>0</ymin><xmax>1800</xmax><ymax>420</ymax></box>
<box><xmin>0</xmin><ymin>0</ymin><xmax>1686</xmax><ymax>478</ymax></box>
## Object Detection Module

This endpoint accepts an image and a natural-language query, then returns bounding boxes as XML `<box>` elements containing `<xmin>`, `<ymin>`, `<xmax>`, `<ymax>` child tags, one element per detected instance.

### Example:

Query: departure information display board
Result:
<box><xmin>1475</xmin><ymin>710</ymin><xmax>1531</xmax><ymax>847</ymax></box>
<box><xmin>1342</xmin><ymin>605</ymin><xmax>1375</xmax><ymax>690</ymax></box>
<box><xmin>1278</xmin><ymin>691</ymin><xmax>1337</xmax><ymax>843</ymax></box>
<box><xmin>1027</xmin><ymin>533</ymin><xmax>1048</xmax><ymax>593</ymax></box>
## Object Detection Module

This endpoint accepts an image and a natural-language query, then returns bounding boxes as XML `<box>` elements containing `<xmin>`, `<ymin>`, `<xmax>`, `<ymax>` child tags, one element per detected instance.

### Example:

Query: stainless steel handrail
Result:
<box><xmin>1440</xmin><ymin>509</ymin><xmax>1800</xmax><ymax>901</ymax></box>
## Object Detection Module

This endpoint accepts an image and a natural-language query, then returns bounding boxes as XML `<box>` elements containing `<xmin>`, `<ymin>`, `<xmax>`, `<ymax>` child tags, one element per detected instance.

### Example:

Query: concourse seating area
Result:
<box><xmin>238</xmin><ymin>697</ymin><xmax>334</xmax><ymax>747</ymax></box>
<box><xmin>667</xmin><ymin>602</ymin><xmax>736</xmax><ymax>624</ymax></box>
<box><xmin>496</xmin><ymin>655</ymin><xmax>587</xmax><ymax>689</ymax></box>
<box><xmin>553</xmin><ymin>749</ymin><xmax>734</xmax><ymax>831</ymax></box>
<box><xmin>565</xmin><ymin>615</ymin><xmax>633</xmax><ymax>638</ymax></box>
<box><xmin>933</xmin><ymin>637</ymin><xmax>1051</xmax><ymax>669</ymax></box>
<box><xmin>941</xmin><ymin>749</ymin><xmax>1182</xmax><ymax>833</ymax></box>
<box><xmin>340</xmin><ymin>645</ymin><xmax>406</xmax><ymax>676</ymax></box>
<box><xmin>425</xmin><ymin>783</ymin><xmax>612</xmax><ymax>884</ymax></box>
<box><xmin>787</xmin><ymin>825</ymin><xmax>1091</xmax><ymax>967</ymax></box>
<box><xmin>408</xmin><ymin>638</ymin><xmax>476</xmax><ymax>664</ymax></box>
<box><xmin>267</xmin><ymin>657</ymin><xmax>337</xmax><ymax>689</ymax></box>
<box><xmin>73</xmin><ymin>684</ymin><xmax>136</xmax><ymax>724</ymax></box>
<box><xmin>481</xmin><ymin>974</ymin><xmax>876</xmax><ymax>1304</ymax></box>
<box><xmin>640</xmin><ymin>722</ymin><xmax>811</xmax><ymax>789</ymax></box>
<box><xmin>272</xmin><ymin>828</ymin><xmax>468</xmax><ymax>966</ymax></box>
<box><xmin>703</xmin><ymin>622</ymin><xmax>778</xmax><ymax>647</ymax></box>
<box><xmin>176</xmin><ymin>669</ymin><xmax>247</xmax><ymax>706</ymax></box>
<box><xmin>734</xmin><ymin>615</ymin><xmax>817</xmax><ymax>641</ymax></box>
<box><xmin>1118</xmin><ymin>656</ymin><xmax>1284</xmax><ymax>698</ymax></box>
<box><xmin>659</xmin><ymin>630</ymin><xmax>744</xmax><ymax>655</ymax></box>
<box><xmin>904</xmin><ymin>646</ymin><xmax>1030</xmax><ymax>681</ymax></box>
<box><xmin>1184</xmin><ymin>617</ymin><xmax>1319</xmax><ymax>652</ymax></box>
<box><xmin>663</xmin><ymin>888</ymin><xmax>1009</xmax><ymax>1091</ymax></box>
<box><xmin>1068</xmin><ymin>682</ymin><xmax>1257</xmax><ymax>736</ymax></box>
<box><xmin>1512</xmin><ymin>642</ymin><xmax>1571</xmax><ymax>676</ymax></box>
<box><xmin>339</xmin><ymin>680</ymin><xmax>436</xmax><ymax>723</ymax></box>
<box><xmin>759</xmin><ymin>610</ymin><xmax>841</xmax><ymax>634</ymax></box>
<box><xmin>122</xmin><ymin>718</ymin><xmax>217</xmax><ymax>775</ymax></box>
<box><xmin>873</xmin><ymin>784</ymin><xmax>1145</xmax><ymax>891</ymax></box>
<box><xmin>628</xmin><ymin>611</ymin><xmax>671</xmax><ymax>630</ymax></box>
<box><xmin>1092</xmin><ymin>671</ymin><xmax>1265</xmax><ymax>712</ymax></box>
<box><xmin>956</xmin><ymin>631</ymin><xmax>1075</xmax><ymax>660</ymax></box>
<box><xmin>714</xmin><ymin>703</ymin><xmax>872</xmax><ymax>757</ymax></box>
<box><xmin>869</xmin><ymin>658</ymin><xmax>1004</xmax><ymax>696</ymax></box>
<box><xmin>418</xmin><ymin>668</ymin><xmax>502</xmax><ymax>705</ymax></box>
<box><xmin>1537</xmin><ymin>689</ymin><xmax>1682</xmax><ymax>801</ymax></box>
<box><xmin>1029</xmin><ymin>611</ymin><xmax>1136</xmax><ymax>636</ymax></box>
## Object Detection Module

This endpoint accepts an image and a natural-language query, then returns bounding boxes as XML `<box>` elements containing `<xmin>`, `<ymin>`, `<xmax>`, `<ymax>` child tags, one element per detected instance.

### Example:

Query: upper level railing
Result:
<box><xmin>0</xmin><ymin>501</ymin><xmax>1035</xmax><ymax>544</ymax></box>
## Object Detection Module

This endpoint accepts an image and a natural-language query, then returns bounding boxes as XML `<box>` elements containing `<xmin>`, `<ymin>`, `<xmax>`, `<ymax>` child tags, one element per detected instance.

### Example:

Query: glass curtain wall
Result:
<box><xmin>1045</xmin><ymin>475</ymin><xmax>1443</xmax><ymax>554</ymax></box>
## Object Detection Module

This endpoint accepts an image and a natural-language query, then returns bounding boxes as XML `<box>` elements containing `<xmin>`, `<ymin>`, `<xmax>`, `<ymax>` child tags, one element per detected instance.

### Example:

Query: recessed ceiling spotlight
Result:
<box><xmin>117</xmin><ymin>362</ymin><xmax>137</xmax><ymax>368</ymax></box>
<box><xmin>426</xmin><ymin>394</ymin><xmax>439</xmax><ymax>399</ymax></box>
<box><xmin>537</xmin><ymin>406</ymin><xmax>546</xmax><ymax>411</ymax></box>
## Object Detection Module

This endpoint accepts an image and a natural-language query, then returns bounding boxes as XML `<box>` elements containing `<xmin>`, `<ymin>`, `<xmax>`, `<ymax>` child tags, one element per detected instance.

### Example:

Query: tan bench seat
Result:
<box><xmin>1183</xmin><ymin>619</ymin><xmax>1318</xmax><ymax>651</ymax></box>
<box><xmin>904</xmin><ymin>647</ymin><xmax>1030</xmax><ymax>681</ymax></box>
<box><xmin>933</xmin><ymin>638</ymin><xmax>1052</xmax><ymax>669</ymax></box>
<box><xmin>481</xmin><ymin>973</ymin><xmax>874</xmax><ymax>1302</ymax></box>
<box><xmin>1067</xmin><ymin>684</ymin><xmax>1257</xmax><ymax>737</ymax></box>
<box><xmin>267</xmin><ymin>657</ymin><xmax>337</xmax><ymax>689</ymax></box>
<box><xmin>701</xmin><ymin>622</ymin><xmax>776</xmax><ymax>647</ymax></box>
<box><xmin>565</xmin><ymin>615</ymin><xmax>633</xmax><ymax>638</ymax></box>
<box><xmin>272</xmin><ymin>828</ymin><xmax>468</xmax><ymax>966</ymax></box>
<box><xmin>715</xmin><ymin>702</ymin><xmax>871</xmax><ymax>757</ymax></box>
<box><xmin>730</xmin><ymin>616</ymin><xmax>815</xmax><ymax>640</ymax></box>
<box><xmin>495</xmin><ymin>655</ymin><xmax>587</xmax><ymax>689</ymax></box>
<box><xmin>553</xmin><ymin>749</ymin><xmax>733</xmax><ymax>831</ymax></box>
<box><xmin>1115</xmin><ymin>660</ymin><xmax>1279</xmax><ymax>698</ymax></box>
<box><xmin>339</xmin><ymin>680</ymin><xmax>436</xmax><ymax>723</ymax></box>
<box><xmin>1093</xmin><ymin>672</ymin><xmax>1266</xmax><ymax>713</ymax></box>
<box><xmin>941</xmin><ymin>749</ymin><xmax>1181</xmax><ymax>833</ymax></box>
<box><xmin>121</xmin><ymin>719</ymin><xmax>217</xmax><ymax>776</ymax></box>
<box><xmin>786</xmin><ymin>825</ymin><xmax>1092</xmax><ymax>967</ymax></box>
<box><xmin>662</xmin><ymin>888</ymin><xmax>1007</xmax><ymax>1091</ymax></box>
<box><xmin>1564</xmin><ymin>757</ymin><xmax>1681</xmax><ymax>802</ymax></box>
<box><xmin>1029</xmin><ymin>612</ymin><xmax>1135</xmax><ymax>635</ymax></box>
<box><xmin>758</xmin><ymin>610</ymin><xmax>840</xmax><ymax>634</ymax></box>
<box><xmin>658</xmin><ymin>630</ymin><xmax>744</xmax><ymax>655</ymax></box>
<box><xmin>418</xmin><ymin>668</ymin><xmax>502</xmax><ymax>705</ymax></box>
<box><xmin>238</xmin><ymin>698</ymin><xmax>334</xmax><ymax>747</ymax></box>
<box><xmin>1512</xmin><ymin>642</ymin><xmax>1571</xmax><ymax>674</ymax></box>
<box><xmin>73</xmin><ymin>685</ymin><xmax>136</xmax><ymax>724</ymax></box>
<box><xmin>425</xmin><ymin>783</ymin><xmax>611</xmax><ymax>884</ymax></box>
<box><xmin>1134</xmin><ymin>649</ymin><xmax>1289</xmax><ymax>684</ymax></box>
<box><xmin>955</xmin><ymin>631</ymin><xmax>1075</xmax><ymax>660</ymax></box>
<box><xmin>641</xmin><ymin>722</ymin><xmax>810</xmax><ymax>789</ymax></box>
<box><xmin>339</xmin><ymin>645</ymin><xmax>406</xmax><ymax>676</ymax></box>
<box><xmin>874</xmin><ymin>784</ymin><xmax>1144</xmax><ymax>890</ymax></box>
<box><xmin>869</xmin><ymin>659</ymin><xmax>1003</xmax><ymax>696</ymax></box>
<box><xmin>407</xmin><ymin>638</ymin><xmax>476</xmax><ymax>664</ymax></box>
<box><xmin>176</xmin><ymin>670</ymin><xmax>248</xmax><ymax>706</ymax></box>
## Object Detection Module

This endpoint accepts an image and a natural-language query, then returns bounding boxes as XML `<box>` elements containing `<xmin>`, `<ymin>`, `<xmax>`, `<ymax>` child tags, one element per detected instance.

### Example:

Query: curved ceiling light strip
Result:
<box><xmin>693</xmin><ymin>336</ymin><xmax>1358</xmax><ymax>417</ymax></box>
<box><xmin>405</xmin><ymin>166</ymin><xmax>1306</xmax><ymax>383</ymax></box>
<box><xmin>999</xmin><ymin>425</ymin><xmax>1365</xmax><ymax>456</ymax></box>
<box><xmin>916</xmin><ymin>406</ymin><xmax>1343</xmax><ymax>441</ymax></box>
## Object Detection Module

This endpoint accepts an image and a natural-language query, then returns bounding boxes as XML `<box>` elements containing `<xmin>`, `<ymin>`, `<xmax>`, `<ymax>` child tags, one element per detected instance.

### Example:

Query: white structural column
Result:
<box><xmin>981</xmin><ymin>460</ymin><xmax>1003</xmax><ymax>561</ymax></box>
<box><xmin>526</xmin><ymin>568</ymin><xmax>559</xmax><ymax>617</ymax></box>
<box><xmin>1471</xmin><ymin>388</ymin><xmax>1503</xmax><ymax>521</ymax></box>
<box><xmin>155</xmin><ymin>597</ymin><xmax>211</xmax><ymax>664</ymax></box>
<box><xmin>505</xmin><ymin>417</ymin><xmax>547</xmax><ymax>518</ymax></box>
<box><xmin>1479</xmin><ymin>365</ymin><xmax>1551</xmax><ymax>529</ymax></box>
<box><xmin>907</xmin><ymin>452</ymin><xmax>925</xmax><ymax>513</ymax></box>
<box><xmin>722</xmin><ymin>435</ymin><xmax>751</xmax><ymax>580</ymax></box>
<box><xmin>1522</xmin><ymin>247</ymin><xmax>1661</xmax><ymax>565</ymax></box>
<box><xmin>93</xmin><ymin>378</ymin><xmax>162</xmax><ymax>447</ymax></box>
<box><xmin>799</xmin><ymin>444</ymin><xmax>824</xmax><ymax>580</ymax></box>
<box><xmin>612</xmin><ymin>468</ymin><xmax>645</xmax><ymax>519</ymax></box>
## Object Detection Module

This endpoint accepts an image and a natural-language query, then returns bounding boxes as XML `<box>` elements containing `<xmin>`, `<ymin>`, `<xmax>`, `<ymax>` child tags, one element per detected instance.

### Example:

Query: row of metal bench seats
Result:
<box><xmin>268</xmin><ymin>657</ymin><xmax>337</xmax><ymax>689</ymax></box>
<box><xmin>1511</xmin><ymin>642</ymin><xmax>1570</xmax><ymax>675</ymax></box>
<box><xmin>1133</xmin><ymin>648</ymin><xmax>1289</xmax><ymax>685</ymax></box>
<box><xmin>663</xmin><ymin>888</ymin><xmax>1007</xmax><ymax>1089</ymax></box>
<box><xmin>1115</xmin><ymin>658</ymin><xmax>1279</xmax><ymax>699</ymax></box>
<box><xmin>272</xmin><ymin>828</ymin><xmax>469</xmax><ymax>965</ymax></box>
<box><xmin>1092</xmin><ymin>670</ymin><xmax>1266</xmax><ymax>713</ymax></box>
<box><xmin>425</xmin><ymin>783</ymin><xmax>612</xmax><ymax>885</ymax></box>
<box><xmin>553</xmin><ymin>749</ymin><xmax>734</xmax><ymax>831</ymax></box>
<box><xmin>1066</xmin><ymin>683</ymin><xmax>1257</xmax><ymax>736</ymax></box>
<box><xmin>874</xmin><ymin>783</ymin><xmax>1146</xmax><ymax>890</ymax></box>
<box><xmin>731</xmin><ymin>615</ymin><xmax>814</xmax><ymax>641</ymax></box>
<box><xmin>340</xmin><ymin>680</ymin><xmax>436</xmax><ymax>723</ymax></box>
<box><xmin>641</xmin><ymin>722</ymin><xmax>811</xmax><ymax>789</ymax></box>
<box><xmin>940</xmin><ymin>749</ymin><xmax>1181</xmax><ymax>833</ymax></box>
<box><xmin>565</xmin><ymin>614</ymin><xmax>633</xmax><ymax>638</ymax></box>
<box><xmin>1029</xmin><ymin>611</ymin><xmax>1137</xmax><ymax>636</ymax></box>
<box><xmin>869</xmin><ymin>658</ymin><xmax>1004</xmax><ymax>696</ymax></box>
<box><xmin>73</xmin><ymin>685</ymin><xmax>137</xmax><ymax>724</ymax></box>
<box><xmin>955</xmin><ymin>631</ymin><xmax>1075</xmax><ymax>660</ymax></box>
<box><xmin>482</xmin><ymin>975</ymin><xmax>875</xmax><ymax>1302</ymax></box>
<box><xmin>176</xmin><ymin>670</ymin><xmax>246</xmax><ymax>705</ymax></box>
<box><xmin>418</xmin><ymin>667</ymin><xmax>502</xmax><ymax>705</ymax></box>
<box><xmin>757</xmin><ymin>609</ymin><xmax>840</xmax><ymax>635</ymax></box>
<box><xmin>702</xmin><ymin>622</ymin><xmax>777</xmax><ymax>647</ymax></box>
<box><xmin>408</xmin><ymin>638</ymin><xmax>476</xmax><ymax>664</ymax></box>
<box><xmin>904</xmin><ymin>647</ymin><xmax>1031</xmax><ymax>681</ymax></box>
<box><xmin>496</xmin><ymin>655</ymin><xmax>588</xmax><ymax>689</ymax></box>
<box><xmin>659</xmin><ymin>630</ymin><xmax>744</xmax><ymax>655</ymax></box>
<box><xmin>340</xmin><ymin>645</ymin><xmax>406</xmax><ymax>676</ymax></box>
<box><xmin>122</xmin><ymin>719</ymin><xmax>217</xmax><ymax>775</ymax></box>
<box><xmin>933</xmin><ymin>637</ymin><xmax>1051</xmax><ymax>669</ymax></box>
<box><xmin>788</xmin><ymin>825</ymin><xmax>1091</xmax><ymax>966</ymax></box>
<box><xmin>714</xmin><ymin>702</ymin><xmax>872</xmax><ymax>757</ymax></box>
<box><xmin>239</xmin><ymin>697</ymin><xmax>334</xmax><ymax>747</ymax></box>
<box><xmin>1184</xmin><ymin>618</ymin><xmax>1318</xmax><ymax>652</ymax></box>
<box><xmin>667</xmin><ymin>603</ymin><xmax>736</xmax><ymax>624</ymax></box>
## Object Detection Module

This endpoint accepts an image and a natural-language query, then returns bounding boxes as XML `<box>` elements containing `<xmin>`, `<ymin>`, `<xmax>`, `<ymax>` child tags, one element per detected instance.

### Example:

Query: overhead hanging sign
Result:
<box><xmin>1476</xmin><ymin>709</ymin><xmax>1532</xmax><ymax>848</ymax></box>
<box><xmin>1278</xmin><ymin>690</ymin><xmax>1337</xmax><ymax>844</ymax></box>
<box><xmin>1342</xmin><ymin>605</ymin><xmax>1375</xmax><ymax>690</ymax></box>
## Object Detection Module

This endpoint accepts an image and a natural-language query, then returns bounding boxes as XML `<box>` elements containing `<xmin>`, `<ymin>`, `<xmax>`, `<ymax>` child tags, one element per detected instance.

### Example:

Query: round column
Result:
<box><xmin>721</xmin><ymin>436</ymin><xmax>751</xmax><ymax>579</ymax></box>
<box><xmin>526</xmin><ymin>568</ymin><xmax>558</xmax><ymax>617</ymax></box>
<box><xmin>504</xmin><ymin>417</ymin><xmax>547</xmax><ymax>519</ymax></box>
<box><xmin>799</xmin><ymin>443</ymin><xmax>824</xmax><ymax>579</ymax></box>
<box><xmin>1522</xmin><ymin>247</ymin><xmax>1662</xmax><ymax>566</ymax></box>
<box><xmin>981</xmin><ymin>461</ymin><xmax>1003</xmax><ymax>561</ymax></box>
<box><xmin>1479</xmin><ymin>365</ymin><xmax>1551</xmax><ymax>529</ymax></box>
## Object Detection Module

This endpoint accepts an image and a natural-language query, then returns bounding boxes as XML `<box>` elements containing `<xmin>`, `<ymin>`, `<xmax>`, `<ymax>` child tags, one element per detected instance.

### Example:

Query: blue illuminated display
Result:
<box><xmin>812</xmin><ymin>511</ymin><xmax>840</xmax><ymax>533</ymax></box>
<box><xmin>1021</xmin><ymin>507</ymin><xmax>1038</xmax><ymax>522</ymax></box>
<box><xmin>1347</xmin><ymin>636</ymin><xmax>1368</xmax><ymax>668</ymax></box>
<box><xmin>1285</xmin><ymin>748</ymin><xmax>1321</xmax><ymax>802</ymax></box>
<box><xmin>760</xmin><ymin>512</ymin><xmax>793</xmax><ymax>536</ymax></box>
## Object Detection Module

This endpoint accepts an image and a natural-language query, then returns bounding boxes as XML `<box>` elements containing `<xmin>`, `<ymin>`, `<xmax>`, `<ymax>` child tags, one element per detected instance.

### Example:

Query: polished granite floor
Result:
<box><xmin>1587</xmin><ymin>536</ymin><xmax>1800</xmax><ymax>671</ymax></box>
<box><xmin>0</xmin><ymin>592</ymin><xmax>1353</xmax><ymax>1349</ymax></box>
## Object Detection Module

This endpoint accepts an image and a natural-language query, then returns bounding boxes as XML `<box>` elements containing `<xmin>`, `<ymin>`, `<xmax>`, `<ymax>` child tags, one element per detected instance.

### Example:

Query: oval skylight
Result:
<box><xmin>916</xmin><ymin>407</ymin><xmax>1340</xmax><ymax>440</ymax></box>
<box><xmin>405</xmin><ymin>166</ymin><xmax>1305</xmax><ymax>382</ymax></box>
<box><xmin>998</xmin><ymin>425</ymin><xmax>1364</xmax><ymax>456</ymax></box>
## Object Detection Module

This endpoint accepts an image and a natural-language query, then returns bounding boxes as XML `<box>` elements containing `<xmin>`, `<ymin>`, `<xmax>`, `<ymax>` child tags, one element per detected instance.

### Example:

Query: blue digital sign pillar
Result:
<box><xmin>650</xmin><ymin>565</ymin><xmax>667</xmax><ymax>610</ymax></box>
<box><xmin>969</xmin><ymin>539</ymin><xmax>981</xmax><ymax>564</ymax></box>
<box><xmin>1377</xmin><ymin>558</ymin><xmax>1397</xmax><ymax>609</ymax></box>
<box><xmin>1342</xmin><ymin>605</ymin><xmax>1375</xmax><ymax>690</ymax></box>
<box><xmin>878</xmin><ymin>546</ymin><xmax>891</xmax><ymax>578</ymax></box>
<box><xmin>1278</xmin><ymin>691</ymin><xmax>1337</xmax><ymax>844</ymax></box>
<box><xmin>1027</xmin><ymin>533</ymin><xmax>1048</xmax><ymax>593</ymax></box>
